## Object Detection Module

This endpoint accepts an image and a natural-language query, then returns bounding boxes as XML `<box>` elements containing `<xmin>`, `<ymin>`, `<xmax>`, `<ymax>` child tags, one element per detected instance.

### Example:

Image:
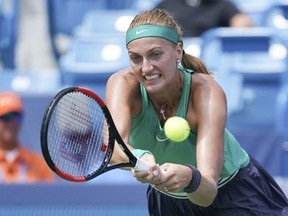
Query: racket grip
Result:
<box><xmin>134</xmin><ymin>158</ymin><xmax>150</xmax><ymax>171</ymax></box>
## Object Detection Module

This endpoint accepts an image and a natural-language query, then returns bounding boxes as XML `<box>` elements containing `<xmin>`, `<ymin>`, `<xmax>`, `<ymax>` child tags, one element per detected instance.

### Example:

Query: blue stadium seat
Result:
<box><xmin>46</xmin><ymin>0</ymin><xmax>107</xmax><ymax>60</ymax></box>
<box><xmin>262</xmin><ymin>1</ymin><xmax>288</xmax><ymax>29</ymax></box>
<box><xmin>0</xmin><ymin>0</ymin><xmax>19</xmax><ymax>69</ymax></box>
<box><xmin>230</xmin><ymin>0</ymin><xmax>274</xmax><ymax>27</ymax></box>
<box><xmin>59</xmin><ymin>35</ymin><xmax>129</xmax><ymax>93</ymax></box>
<box><xmin>200</xmin><ymin>27</ymin><xmax>288</xmax><ymax>129</ymax></box>
<box><xmin>200</xmin><ymin>28</ymin><xmax>288</xmax><ymax>175</ymax></box>
<box><xmin>106</xmin><ymin>0</ymin><xmax>134</xmax><ymax>9</ymax></box>
<box><xmin>0</xmin><ymin>69</ymin><xmax>61</xmax><ymax>93</ymax></box>
<box><xmin>262</xmin><ymin>1</ymin><xmax>288</xmax><ymax>48</ymax></box>
<box><xmin>275</xmin><ymin>84</ymin><xmax>288</xmax><ymax>133</ymax></box>
<box><xmin>200</xmin><ymin>27</ymin><xmax>288</xmax><ymax>176</ymax></box>
<box><xmin>131</xmin><ymin>0</ymin><xmax>163</xmax><ymax>10</ymax></box>
<box><xmin>182</xmin><ymin>37</ymin><xmax>202</xmax><ymax>58</ymax></box>
<box><xmin>46</xmin><ymin>0</ymin><xmax>161</xmax><ymax>62</ymax></box>
<box><xmin>200</xmin><ymin>27</ymin><xmax>288</xmax><ymax>76</ymax></box>
<box><xmin>275</xmin><ymin>83</ymin><xmax>288</xmax><ymax>176</ymax></box>
<box><xmin>46</xmin><ymin>0</ymin><xmax>157</xmax><ymax>62</ymax></box>
<box><xmin>232</xmin><ymin>128</ymin><xmax>285</xmax><ymax>176</ymax></box>
<box><xmin>74</xmin><ymin>9</ymin><xmax>138</xmax><ymax>39</ymax></box>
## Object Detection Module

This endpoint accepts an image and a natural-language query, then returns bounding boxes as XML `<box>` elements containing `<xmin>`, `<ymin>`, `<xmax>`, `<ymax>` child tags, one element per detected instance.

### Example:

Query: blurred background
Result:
<box><xmin>0</xmin><ymin>0</ymin><xmax>288</xmax><ymax>215</ymax></box>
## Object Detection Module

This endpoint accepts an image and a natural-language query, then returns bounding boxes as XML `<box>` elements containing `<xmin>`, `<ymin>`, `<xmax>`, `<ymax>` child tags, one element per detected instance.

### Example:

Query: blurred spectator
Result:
<box><xmin>0</xmin><ymin>92</ymin><xmax>55</xmax><ymax>183</ymax></box>
<box><xmin>155</xmin><ymin>0</ymin><xmax>253</xmax><ymax>37</ymax></box>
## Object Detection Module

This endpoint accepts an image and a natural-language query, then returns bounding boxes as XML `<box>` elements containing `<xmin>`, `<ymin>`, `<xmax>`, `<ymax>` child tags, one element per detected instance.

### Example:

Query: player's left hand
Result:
<box><xmin>154</xmin><ymin>163</ymin><xmax>192</xmax><ymax>193</ymax></box>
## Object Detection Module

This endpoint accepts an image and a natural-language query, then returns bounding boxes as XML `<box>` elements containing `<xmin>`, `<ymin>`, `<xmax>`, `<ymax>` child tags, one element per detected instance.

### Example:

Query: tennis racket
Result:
<box><xmin>41</xmin><ymin>87</ymin><xmax>150</xmax><ymax>182</ymax></box>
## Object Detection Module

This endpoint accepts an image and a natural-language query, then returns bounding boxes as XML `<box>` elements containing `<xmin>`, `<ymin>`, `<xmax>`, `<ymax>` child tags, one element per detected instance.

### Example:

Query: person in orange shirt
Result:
<box><xmin>0</xmin><ymin>92</ymin><xmax>55</xmax><ymax>183</ymax></box>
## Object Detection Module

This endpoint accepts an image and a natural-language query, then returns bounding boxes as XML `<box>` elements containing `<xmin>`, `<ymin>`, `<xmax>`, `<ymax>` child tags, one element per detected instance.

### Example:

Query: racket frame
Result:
<box><xmin>41</xmin><ymin>87</ymin><xmax>140</xmax><ymax>182</ymax></box>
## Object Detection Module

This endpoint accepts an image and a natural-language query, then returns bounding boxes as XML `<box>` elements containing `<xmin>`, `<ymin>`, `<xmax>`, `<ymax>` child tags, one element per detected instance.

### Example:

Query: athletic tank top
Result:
<box><xmin>129</xmin><ymin>66</ymin><xmax>250</xmax><ymax>197</ymax></box>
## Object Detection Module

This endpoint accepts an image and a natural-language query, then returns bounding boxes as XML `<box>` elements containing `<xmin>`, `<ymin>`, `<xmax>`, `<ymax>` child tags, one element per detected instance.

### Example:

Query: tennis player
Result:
<box><xmin>105</xmin><ymin>8</ymin><xmax>288</xmax><ymax>215</ymax></box>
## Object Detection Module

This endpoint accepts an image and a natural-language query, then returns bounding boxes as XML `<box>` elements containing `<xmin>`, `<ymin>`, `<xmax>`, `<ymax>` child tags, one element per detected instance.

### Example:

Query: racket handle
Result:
<box><xmin>134</xmin><ymin>158</ymin><xmax>150</xmax><ymax>171</ymax></box>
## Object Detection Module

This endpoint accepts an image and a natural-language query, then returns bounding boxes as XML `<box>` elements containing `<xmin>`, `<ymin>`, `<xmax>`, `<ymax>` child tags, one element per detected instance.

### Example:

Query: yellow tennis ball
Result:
<box><xmin>164</xmin><ymin>116</ymin><xmax>190</xmax><ymax>142</ymax></box>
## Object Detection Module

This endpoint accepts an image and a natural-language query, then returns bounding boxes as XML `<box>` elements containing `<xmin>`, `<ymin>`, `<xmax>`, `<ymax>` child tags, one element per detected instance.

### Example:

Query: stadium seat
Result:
<box><xmin>182</xmin><ymin>37</ymin><xmax>202</xmax><ymax>58</ymax></box>
<box><xmin>59</xmin><ymin>35</ymin><xmax>129</xmax><ymax>93</ymax></box>
<box><xmin>200</xmin><ymin>27</ymin><xmax>288</xmax><ymax>77</ymax></box>
<box><xmin>46</xmin><ymin>0</ymin><xmax>107</xmax><ymax>61</ymax></box>
<box><xmin>233</xmin><ymin>128</ymin><xmax>285</xmax><ymax>176</ymax></box>
<box><xmin>46</xmin><ymin>0</ymin><xmax>159</xmax><ymax>62</ymax></box>
<box><xmin>74</xmin><ymin>9</ymin><xmax>138</xmax><ymax>39</ymax></box>
<box><xmin>230</xmin><ymin>0</ymin><xmax>274</xmax><ymax>27</ymax></box>
<box><xmin>0</xmin><ymin>0</ymin><xmax>19</xmax><ymax>69</ymax></box>
<box><xmin>106</xmin><ymin>0</ymin><xmax>134</xmax><ymax>9</ymax></box>
<box><xmin>275</xmin><ymin>84</ymin><xmax>288</xmax><ymax>133</ymax></box>
<box><xmin>200</xmin><ymin>27</ymin><xmax>288</xmax><ymax>129</ymax></box>
<box><xmin>275</xmin><ymin>83</ymin><xmax>288</xmax><ymax>176</ymax></box>
<box><xmin>131</xmin><ymin>0</ymin><xmax>163</xmax><ymax>10</ymax></box>
<box><xmin>262</xmin><ymin>1</ymin><xmax>288</xmax><ymax>48</ymax></box>
<box><xmin>262</xmin><ymin>1</ymin><xmax>288</xmax><ymax>29</ymax></box>
<box><xmin>201</xmin><ymin>27</ymin><xmax>288</xmax><ymax>176</ymax></box>
<box><xmin>0</xmin><ymin>69</ymin><xmax>61</xmax><ymax>93</ymax></box>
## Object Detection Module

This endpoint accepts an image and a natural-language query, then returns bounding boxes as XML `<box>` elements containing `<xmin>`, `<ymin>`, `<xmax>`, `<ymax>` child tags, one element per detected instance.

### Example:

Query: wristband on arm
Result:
<box><xmin>183</xmin><ymin>164</ymin><xmax>201</xmax><ymax>193</ymax></box>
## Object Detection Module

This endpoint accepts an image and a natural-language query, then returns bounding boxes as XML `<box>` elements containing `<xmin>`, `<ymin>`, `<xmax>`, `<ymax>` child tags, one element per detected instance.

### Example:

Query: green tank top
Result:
<box><xmin>129</xmin><ymin>66</ymin><xmax>249</xmax><ymax>197</ymax></box>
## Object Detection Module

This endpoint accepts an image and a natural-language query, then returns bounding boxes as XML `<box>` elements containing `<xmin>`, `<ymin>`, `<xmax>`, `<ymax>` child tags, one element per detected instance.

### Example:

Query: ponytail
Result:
<box><xmin>182</xmin><ymin>51</ymin><xmax>210</xmax><ymax>75</ymax></box>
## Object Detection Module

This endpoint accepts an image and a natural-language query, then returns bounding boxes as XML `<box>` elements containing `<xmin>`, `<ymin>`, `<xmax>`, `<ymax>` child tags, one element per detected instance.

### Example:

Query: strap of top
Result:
<box><xmin>176</xmin><ymin>64</ymin><xmax>193</xmax><ymax>118</ymax></box>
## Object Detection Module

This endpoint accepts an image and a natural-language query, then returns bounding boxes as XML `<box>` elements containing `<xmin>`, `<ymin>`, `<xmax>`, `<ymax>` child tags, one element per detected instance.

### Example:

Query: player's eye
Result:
<box><xmin>130</xmin><ymin>54</ymin><xmax>142</xmax><ymax>64</ymax></box>
<box><xmin>149</xmin><ymin>51</ymin><xmax>162</xmax><ymax>60</ymax></box>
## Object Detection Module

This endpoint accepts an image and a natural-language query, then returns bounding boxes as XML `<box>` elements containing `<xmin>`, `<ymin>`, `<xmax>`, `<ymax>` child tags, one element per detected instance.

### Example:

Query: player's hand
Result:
<box><xmin>154</xmin><ymin>163</ymin><xmax>191</xmax><ymax>193</ymax></box>
<box><xmin>132</xmin><ymin>164</ymin><xmax>163</xmax><ymax>185</ymax></box>
<box><xmin>131</xmin><ymin>153</ymin><xmax>162</xmax><ymax>184</ymax></box>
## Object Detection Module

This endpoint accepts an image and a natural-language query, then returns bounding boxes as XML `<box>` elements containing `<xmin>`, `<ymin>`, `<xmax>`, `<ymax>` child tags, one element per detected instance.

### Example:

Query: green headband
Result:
<box><xmin>126</xmin><ymin>24</ymin><xmax>179</xmax><ymax>46</ymax></box>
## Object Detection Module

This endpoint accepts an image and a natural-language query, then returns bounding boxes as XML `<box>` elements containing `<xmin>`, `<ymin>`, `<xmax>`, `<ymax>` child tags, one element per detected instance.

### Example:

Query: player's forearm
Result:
<box><xmin>110</xmin><ymin>143</ymin><xmax>130</xmax><ymax>165</ymax></box>
<box><xmin>187</xmin><ymin>174</ymin><xmax>218</xmax><ymax>207</ymax></box>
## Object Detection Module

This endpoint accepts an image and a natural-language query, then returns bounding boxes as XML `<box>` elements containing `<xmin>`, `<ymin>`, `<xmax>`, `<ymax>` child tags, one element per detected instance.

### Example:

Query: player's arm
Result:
<box><xmin>186</xmin><ymin>75</ymin><xmax>227</xmax><ymax>207</ymax></box>
<box><xmin>105</xmin><ymin>69</ymin><xmax>161</xmax><ymax>181</ymax></box>
<box><xmin>105</xmin><ymin>69</ymin><xmax>156</xmax><ymax>165</ymax></box>
<box><xmin>105</xmin><ymin>68</ymin><xmax>139</xmax><ymax>164</ymax></box>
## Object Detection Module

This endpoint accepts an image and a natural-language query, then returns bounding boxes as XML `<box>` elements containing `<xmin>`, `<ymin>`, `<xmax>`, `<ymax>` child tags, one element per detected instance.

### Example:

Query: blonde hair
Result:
<box><xmin>128</xmin><ymin>9</ymin><xmax>210</xmax><ymax>75</ymax></box>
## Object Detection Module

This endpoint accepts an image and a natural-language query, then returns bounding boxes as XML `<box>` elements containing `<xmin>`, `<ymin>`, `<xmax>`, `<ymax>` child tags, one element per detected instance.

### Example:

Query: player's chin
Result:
<box><xmin>144</xmin><ymin>79</ymin><xmax>164</xmax><ymax>93</ymax></box>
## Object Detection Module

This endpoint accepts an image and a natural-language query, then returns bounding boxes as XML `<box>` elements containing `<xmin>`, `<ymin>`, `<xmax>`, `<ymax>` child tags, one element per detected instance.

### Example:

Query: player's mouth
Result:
<box><xmin>144</xmin><ymin>74</ymin><xmax>161</xmax><ymax>81</ymax></box>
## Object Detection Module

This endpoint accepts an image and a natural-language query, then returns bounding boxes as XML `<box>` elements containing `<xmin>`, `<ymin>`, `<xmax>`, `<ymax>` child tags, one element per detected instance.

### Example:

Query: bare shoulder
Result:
<box><xmin>190</xmin><ymin>73</ymin><xmax>227</xmax><ymax>114</ymax></box>
<box><xmin>191</xmin><ymin>73</ymin><xmax>226</xmax><ymax>99</ymax></box>
<box><xmin>188</xmin><ymin>73</ymin><xmax>227</xmax><ymax>130</ymax></box>
<box><xmin>107</xmin><ymin>68</ymin><xmax>139</xmax><ymax>90</ymax></box>
<box><xmin>106</xmin><ymin>68</ymin><xmax>142</xmax><ymax>116</ymax></box>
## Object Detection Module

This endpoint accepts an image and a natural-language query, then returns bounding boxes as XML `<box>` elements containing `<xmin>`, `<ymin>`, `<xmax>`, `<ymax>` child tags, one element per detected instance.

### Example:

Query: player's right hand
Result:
<box><xmin>131</xmin><ymin>153</ymin><xmax>163</xmax><ymax>184</ymax></box>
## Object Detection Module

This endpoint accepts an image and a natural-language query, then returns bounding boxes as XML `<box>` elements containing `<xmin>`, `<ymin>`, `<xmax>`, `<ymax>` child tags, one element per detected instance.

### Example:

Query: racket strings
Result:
<box><xmin>47</xmin><ymin>92</ymin><xmax>110</xmax><ymax>178</ymax></box>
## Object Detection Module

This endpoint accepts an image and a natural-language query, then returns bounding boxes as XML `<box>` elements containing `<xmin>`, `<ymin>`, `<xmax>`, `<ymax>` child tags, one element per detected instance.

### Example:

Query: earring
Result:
<box><xmin>177</xmin><ymin>59</ymin><xmax>181</xmax><ymax>63</ymax></box>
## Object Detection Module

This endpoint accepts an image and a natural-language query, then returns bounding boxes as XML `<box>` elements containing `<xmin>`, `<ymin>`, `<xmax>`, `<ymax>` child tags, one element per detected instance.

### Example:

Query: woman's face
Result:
<box><xmin>127</xmin><ymin>37</ymin><xmax>182</xmax><ymax>93</ymax></box>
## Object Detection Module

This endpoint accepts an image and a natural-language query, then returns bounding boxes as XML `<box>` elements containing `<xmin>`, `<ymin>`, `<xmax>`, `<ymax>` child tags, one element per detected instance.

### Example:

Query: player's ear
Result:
<box><xmin>176</xmin><ymin>42</ymin><xmax>183</xmax><ymax>61</ymax></box>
